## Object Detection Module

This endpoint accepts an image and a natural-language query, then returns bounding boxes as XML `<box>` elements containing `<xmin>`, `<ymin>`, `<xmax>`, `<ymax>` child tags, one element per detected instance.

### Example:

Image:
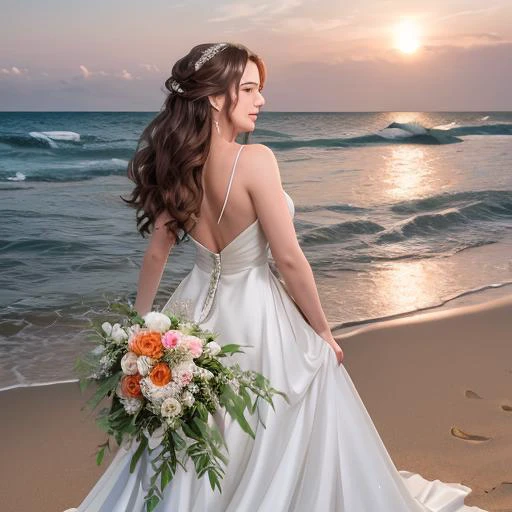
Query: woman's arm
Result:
<box><xmin>245</xmin><ymin>144</ymin><xmax>344</xmax><ymax>364</ymax></box>
<box><xmin>134</xmin><ymin>212</ymin><xmax>176</xmax><ymax>316</ymax></box>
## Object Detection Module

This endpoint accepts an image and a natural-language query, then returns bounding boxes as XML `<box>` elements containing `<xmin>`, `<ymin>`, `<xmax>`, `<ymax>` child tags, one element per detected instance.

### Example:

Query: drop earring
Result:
<box><xmin>214</xmin><ymin>120</ymin><xmax>221</xmax><ymax>135</ymax></box>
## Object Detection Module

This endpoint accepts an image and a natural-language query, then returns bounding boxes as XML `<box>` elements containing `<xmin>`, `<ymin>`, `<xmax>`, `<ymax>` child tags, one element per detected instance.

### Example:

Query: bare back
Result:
<box><xmin>187</xmin><ymin>143</ymin><xmax>256</xmax><ymax>254</ymax></box>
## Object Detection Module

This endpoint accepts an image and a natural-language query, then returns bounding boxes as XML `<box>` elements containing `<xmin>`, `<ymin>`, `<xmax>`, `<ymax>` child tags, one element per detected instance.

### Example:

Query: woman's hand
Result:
<box><xmin>318</xmin><ymin>330</ymin><xmax>344</xmax><ymax>365</ymax></box>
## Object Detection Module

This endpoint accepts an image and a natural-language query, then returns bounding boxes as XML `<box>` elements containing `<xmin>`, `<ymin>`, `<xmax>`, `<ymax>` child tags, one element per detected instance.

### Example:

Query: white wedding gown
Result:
<box><xmin>66</xmin><ymin>145</ymin><xmax>486</xmax><ymax>512</ymax></box>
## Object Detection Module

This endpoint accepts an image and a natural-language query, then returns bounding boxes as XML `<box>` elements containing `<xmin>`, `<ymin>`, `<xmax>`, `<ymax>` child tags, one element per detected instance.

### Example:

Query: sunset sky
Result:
<box><xmin>1</xmin><ymin>0</ymin><xmax>511</xmax><ymax>111</ymax></box>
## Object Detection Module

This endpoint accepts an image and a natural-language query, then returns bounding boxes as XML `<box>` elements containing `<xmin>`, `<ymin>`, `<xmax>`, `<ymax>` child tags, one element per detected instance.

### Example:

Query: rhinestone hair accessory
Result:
<box><xmin>194</xmin><ymin>43</ymin><xmax>229</xmax><ymax>71</ymax></box>
<box><xmin>168</xmin><ymin>43</ymin><xmax>229</xmax><ymax>96</ymax></box>
<box><xmin>169</xmin><ymin>78</ymin><xmax>184</xmax><ymax>94</ymax></box>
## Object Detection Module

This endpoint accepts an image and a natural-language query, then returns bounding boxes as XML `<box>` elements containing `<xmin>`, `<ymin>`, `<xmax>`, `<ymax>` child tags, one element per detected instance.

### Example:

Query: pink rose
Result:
<box><xmin>162</xmin><ymin>330</ymin><xmax>182</xmax><ymax>349</ymax></box>
<box><xmin>184</xmin><ymin>336</ymin><xmax>203</xmax><ymax>358</ymax></box>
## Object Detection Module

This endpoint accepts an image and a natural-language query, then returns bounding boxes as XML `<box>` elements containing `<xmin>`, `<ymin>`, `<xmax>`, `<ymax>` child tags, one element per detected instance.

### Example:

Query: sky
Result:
<box><xmin>1</xmin><ymin>0</ymin><xmax>511</xmax><ymax>111</ymax></box>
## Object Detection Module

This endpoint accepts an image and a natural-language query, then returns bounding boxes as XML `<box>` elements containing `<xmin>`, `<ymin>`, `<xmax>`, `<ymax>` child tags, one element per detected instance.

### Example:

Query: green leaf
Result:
<box><xmin>129</xmin><ymin>437</ymin><xmax>147</xmax><ymax>473</ymax></box>
<box><xmin>219</xmin><ymin>343</ymin><xmax>245</xmax><ymax>355</ymax></box>
<box><xmin>146</xmin><ymin>495</ymin><xmax>160</xmax><ymax>512</ymax></box>
<box><xmin>96</xmin><ymin>446</ymin><xmax>106</xmax><ymax>465</ymax></box>
<box><xmin>160</xmin><ymin>461</ymin><xmax>172</xmax><ymax>490</ymax></box>
<box><xmin>85</xmin><ymin>372</ymin><xmax>121</xmax><ymax>412</ymax></box>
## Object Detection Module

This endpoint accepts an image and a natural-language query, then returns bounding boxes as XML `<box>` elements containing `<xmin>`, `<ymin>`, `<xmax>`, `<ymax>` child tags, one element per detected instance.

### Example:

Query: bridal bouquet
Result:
<box><xmin>75</xmin><ymin>302</ymin><xmax>288</xmax><ymax>512</ymax></box>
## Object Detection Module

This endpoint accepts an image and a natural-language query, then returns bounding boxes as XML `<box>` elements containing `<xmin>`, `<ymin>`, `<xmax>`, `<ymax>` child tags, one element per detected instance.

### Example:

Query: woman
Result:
<box><xmin>67</xmin><ymin>42</ymin><xmax>485</xmax><ymax>511</ymax></box>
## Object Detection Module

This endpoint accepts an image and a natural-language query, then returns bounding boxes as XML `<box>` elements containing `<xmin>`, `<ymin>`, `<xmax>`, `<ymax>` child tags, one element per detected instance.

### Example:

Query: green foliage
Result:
<box><xmin>76</xmin><ymin>300</ymin><xmax>289</xmax><ymax>512</ymax></box>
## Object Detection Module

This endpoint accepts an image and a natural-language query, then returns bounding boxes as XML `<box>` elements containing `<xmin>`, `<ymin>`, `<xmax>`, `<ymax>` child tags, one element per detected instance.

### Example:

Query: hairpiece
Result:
<box><xmin>169</xmin><ymin>77</ymin><xmax>184</xmax><ymax>94</ymax></box>
<box><xmin>194</xmin><ymin>43</ymin><xmax>229</xmax><ymax>71</ymax></box>
<box><xmin>168</xmin><ymin>43</ymin><xmax>229</xmax><ymax>96</ymax></box>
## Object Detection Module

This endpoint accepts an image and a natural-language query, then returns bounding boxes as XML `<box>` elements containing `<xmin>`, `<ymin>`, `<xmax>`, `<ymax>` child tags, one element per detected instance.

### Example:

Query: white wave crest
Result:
<box><xmin>433</xmin><ymin>122</ymin><xmax>460</xmax><ymax>131</ymax></box>
<box><xmin>40</xmin><ymin>131</ymin><xmax>80</xmax><ymax>141</ymax></box>
<box><xmin>6</xmin><ymin>171</ymin><xmax>26</xmax><ymax>181</ymax></box>
<box><xmin>29</xmin><ymin>131</ymin><xmax>58</xmax><ymax>148</ymax></box>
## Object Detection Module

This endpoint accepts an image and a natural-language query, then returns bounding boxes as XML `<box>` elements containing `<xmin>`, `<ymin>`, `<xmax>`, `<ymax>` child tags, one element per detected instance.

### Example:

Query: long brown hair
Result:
<box><xmin>120</xmin><ymin>42</ymin><xmax>266</xmax><ymax>244</ymax></box>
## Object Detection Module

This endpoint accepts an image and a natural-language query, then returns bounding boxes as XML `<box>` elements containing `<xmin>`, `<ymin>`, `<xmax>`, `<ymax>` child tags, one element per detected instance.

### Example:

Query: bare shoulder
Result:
<box><xmin>240</xmin><ymin>143</ymin><xmax>281</xmax><ymax>190</ymax></box>
<box><xmin>242</xmin><ymin>143</ymin><xmax>278</xmax><ymax>164</ymax></box>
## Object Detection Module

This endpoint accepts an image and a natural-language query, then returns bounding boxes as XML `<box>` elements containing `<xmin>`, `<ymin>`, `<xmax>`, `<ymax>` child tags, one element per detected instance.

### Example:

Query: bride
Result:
<box><xmin>67</xmin><ymin>42</ymin><xmax>485</xmax><ymax>511</ymax></box>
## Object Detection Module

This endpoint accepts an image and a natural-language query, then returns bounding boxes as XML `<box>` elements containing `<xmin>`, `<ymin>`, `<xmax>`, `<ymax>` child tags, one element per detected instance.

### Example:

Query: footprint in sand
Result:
<box><xmin>450</xmin><ymin>426</ymin><xmax>491</xmax><ymax>442</ymax></box>
<box><xmin>464</xmin><ymin>389</ymin><xmax>483</xmax><ymax>399</ymax></box>
<box><xmin>501</xmin><ymin>404</ymin><xmax>512</xmax><ymax>412</ymax></box>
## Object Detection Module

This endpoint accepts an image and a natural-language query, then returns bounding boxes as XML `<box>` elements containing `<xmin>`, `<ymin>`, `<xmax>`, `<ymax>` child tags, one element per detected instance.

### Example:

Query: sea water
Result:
<box><xmin>0</xmin><ymin>111</ymin><xmax>511</xmax><ymax>390</ymax></box>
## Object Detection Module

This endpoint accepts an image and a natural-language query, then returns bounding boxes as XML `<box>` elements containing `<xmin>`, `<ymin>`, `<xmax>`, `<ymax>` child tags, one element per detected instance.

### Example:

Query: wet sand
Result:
<box><xmin>1</xmin><ymin>294</ymin><xmax>511</xmax><ymax>512</ymax></box>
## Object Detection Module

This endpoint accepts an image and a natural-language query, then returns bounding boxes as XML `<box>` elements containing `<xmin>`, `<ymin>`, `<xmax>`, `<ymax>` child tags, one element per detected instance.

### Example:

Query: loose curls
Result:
<box><xmin>120</xmin><ymin>42</ymin><xmax>266</xmax><ymax>244</ymax></box>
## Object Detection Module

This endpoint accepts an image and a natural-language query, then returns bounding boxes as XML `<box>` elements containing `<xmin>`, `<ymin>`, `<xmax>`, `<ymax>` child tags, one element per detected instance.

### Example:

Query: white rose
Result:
<box><xmin>181</xmin><ymin>390</ymin><xmax>195</xmax><ymax>407</ymax></box>
<box><xmin>143</xmin><ymin>312</ymin><xmax>172</xmax><ymax>333</ymax></box>
<box><xmin>111</xmin><ymin>323</ymin><xmax>128</xmax><ymax>343</ymax></box>
<box><xmin>140</xmin><ymin>378</ymin><xmax>180</xmax><ymax>406</ymax></box>
<box><xmin>161</xmin><ymin>397</ymin><xmax>182</xmax><ymax>418</ymax></box>
<box><xmin>101</xmin><ymin>322</ymin><xmax>113</xmax><ymax>336</ymax></box>
<box><xmin>120</xmin><ymin>351</ymin><xmax>139</xmax><ymax>375</ymax></box>
<box><xmin>206</xmin><ymin>341</ymin><xmax>221</xmax><ymax>356</ymax></box>
<box><xmin>121</xmin><ymin>397</ymin><xmax>143</xmax><ymax>415</ymax></box>
<box><xmin>136</xmin><ymin>355</ymin><xmax>155</xmax><ymax>376</ymax></box>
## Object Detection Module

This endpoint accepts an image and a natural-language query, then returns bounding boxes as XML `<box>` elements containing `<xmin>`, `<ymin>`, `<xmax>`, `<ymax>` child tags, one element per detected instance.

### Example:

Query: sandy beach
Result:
<box><xmin>1</xmin><ymin>294</ymin><xmax>511</xmax><ymax>512</ymax></box>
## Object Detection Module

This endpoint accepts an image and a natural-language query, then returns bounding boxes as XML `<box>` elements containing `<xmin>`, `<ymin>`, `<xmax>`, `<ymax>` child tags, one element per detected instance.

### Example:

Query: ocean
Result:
<box><xmin>1</xmin><ymin>111</ymin><xmax>511</xmax><ymax>391</ymax></box>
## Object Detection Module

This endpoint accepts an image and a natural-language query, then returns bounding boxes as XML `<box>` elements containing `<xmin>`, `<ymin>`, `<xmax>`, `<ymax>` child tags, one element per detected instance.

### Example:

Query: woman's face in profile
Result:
<box><xmin>229</xmin><ymin>60</ymin><xmax>265</xmax><ymax>135</ymax></box>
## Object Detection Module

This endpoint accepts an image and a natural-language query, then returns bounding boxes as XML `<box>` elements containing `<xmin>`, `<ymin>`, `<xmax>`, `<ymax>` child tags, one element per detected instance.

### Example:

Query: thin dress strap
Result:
<box><xmin>217</xmin><ymin>145</ymin><xmax>245</xmax><ymax>224</ymax></box>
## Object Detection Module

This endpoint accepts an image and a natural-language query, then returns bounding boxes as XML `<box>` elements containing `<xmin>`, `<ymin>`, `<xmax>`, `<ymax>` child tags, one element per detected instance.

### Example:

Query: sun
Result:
<box><xmin>393</xmin><ymin>20</ymin><xmax>421</xmax><ymax>54</ymax></box>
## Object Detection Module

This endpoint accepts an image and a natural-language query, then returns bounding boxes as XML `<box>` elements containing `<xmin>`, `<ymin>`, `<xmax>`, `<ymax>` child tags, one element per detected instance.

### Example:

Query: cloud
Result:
<box><xmin>208</xmin><ymin>0</ymin><xmax>301</xmax><ymax>23</ymax></box>
<box><xmin>271</xmin><ymin>17</ymin><xmax>352</xmax><ymax>34</ymax></box>
<box><xmin>1</xmin><ymin>66</ymin><xmax>28</xmax><ymax>76</ymax></box>
<box><xmin>436</xmin><ymin>5</ymin><xmax>503</xmax><ymax>23</ymax></box>
<box><xmin>79</xmin><ymin>65</ymin><xmax>137</xmax><ymax>80</ymax></box>
<box><xmin>121</xmin><ymin>69</ymin><xmax>133</xmax><ymax>80</ymax></box>
<box><xmin>424</xmin><ymin>32</ymin><xmax>508</xmax><ymax>51</ymax></box>
<box><xmin>79</xmin><ymin>65</ymin><xmax>108</xmax><ymax>78</ymax></box>
<box><xmin>141</xmin><ymin>64</ymin><xmax>160</xmax><ymax>73</ymax></box>
<box><xmin>79</xmin><ymin>65</ymin><xmax>91</xmax><ymax>79</ymax></box>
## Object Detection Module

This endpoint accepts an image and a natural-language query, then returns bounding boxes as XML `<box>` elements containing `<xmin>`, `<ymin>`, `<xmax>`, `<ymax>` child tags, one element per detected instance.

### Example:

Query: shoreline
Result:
<box><xmin>2</xmin><ymin>284</ymin><xmax>511</xmax><ymax>393</ymax></box>
<box><xmin>1</xmin><ymin>295</ymin><xmax>511</xmax><ymax>511</ymax></box>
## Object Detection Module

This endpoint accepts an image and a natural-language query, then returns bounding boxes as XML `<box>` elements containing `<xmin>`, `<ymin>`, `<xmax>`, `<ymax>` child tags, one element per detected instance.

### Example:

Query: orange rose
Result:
<box><xmin>149</xmin><ymin>362</ymin><xmax>172</xmax><ymax>387</ymax></box>
<box><xmin>120</xmin><ymin>373</ymin><xmax>142</xmax><ymax>398</ymax></box>
<box><xmin>130</xmin><ymin>331</ymin><xmax>163</xmax><ymax>359</ymax></box>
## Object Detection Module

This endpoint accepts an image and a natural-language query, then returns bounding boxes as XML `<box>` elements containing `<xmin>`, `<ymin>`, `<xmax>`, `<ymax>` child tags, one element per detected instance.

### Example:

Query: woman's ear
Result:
<box><xmin>208</xmin><ymin>94</ymin><xmax>224</xmax><ymax>112</ymax></box>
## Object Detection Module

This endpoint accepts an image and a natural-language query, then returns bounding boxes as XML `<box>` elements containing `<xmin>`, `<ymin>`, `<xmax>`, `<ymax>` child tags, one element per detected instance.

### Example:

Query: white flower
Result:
<box><xmin>197</xmin><ymin>367</ymin><xmax>214</xmax><ymax>381</ymax></box>
<box><xmin>121</xmin><ymin>397</ymin><xmax>143</xmax><ymax>415</ymax></box>
<box><xmin>136</xmin><ymin>355</ymin><xmax>155</xmax><ymax>376</ymax></box>
<box><xmin>161</xmin><ymin>397</ymin><xmax>182</xmax><ymax>418</ymax></box>
<box><xmin>172</xmin><ymin>361</ymin><xmax>195</xmax><ymax>387</ymax></box>
<box><xmin>143</xmin><ymin>311</ymin><xmax>172</xmax><ymax>333</ymax></box>
<box><xmin>181</xmin><ymin>390</ymin><xmax>195</xmax><ymax>407</ymax></box>
<box><xmin>188</xmin><ymin>383</ymin><xmax>199</xmax><ymax>394</ymax></box>
<box><xmin>101</xmin><ymin>322</ymin><xmax>113</xmax><ymax>336</ymax></box>
<box><xmin>206</xmin><ymin>341</ymin><xmax>221</xmax><ymax>356</ymax></box>
<box><xmin>127</xmin><ymin>324</ymin><xmax>141</xmax><ymax>338</ymax></box>
<box><xmin>140</xmin><ymin>377</ymin><xmax>180</xmax><ymax>405</ymax></box>
<box><xmin>115</xmin><ymin>381</ymin><xmax>124</xmax><ymax>398</ymax></box>
<box><xmin>111</xmin><ymin>323</ymin><xmax>128</xmax><ymax>343</ymax></box>
<box><xmin>229</xmin><ymin>378</ymin><xmax>240</xmax><ymax>394</ymax></box>
<box><xmin>120</xmin><ymin>351</ymin><xmax>139</xmax><ymax>375</ymax></box>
